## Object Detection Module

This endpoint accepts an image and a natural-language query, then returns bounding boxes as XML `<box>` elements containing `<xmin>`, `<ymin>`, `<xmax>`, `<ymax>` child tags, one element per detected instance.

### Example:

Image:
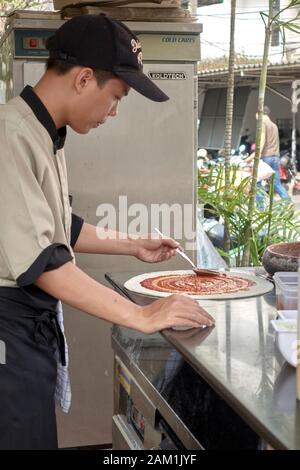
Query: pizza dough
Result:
<box><xmin>124</xmin><ymin>270</ymin><xmax>273</xmax><ymax>300</ymax></box>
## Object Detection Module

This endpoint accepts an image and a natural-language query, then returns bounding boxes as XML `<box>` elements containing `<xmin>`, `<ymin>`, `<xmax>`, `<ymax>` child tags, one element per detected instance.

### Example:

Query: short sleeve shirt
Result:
<box><xmin>0</xmin><ymin>86</ymin><xmax>83</xmax><ymax>288</ymax></box>
<box><xmin>261</xmin><ymin>119</ymin><xmax>280</xmax><ymax>157</ymax></box>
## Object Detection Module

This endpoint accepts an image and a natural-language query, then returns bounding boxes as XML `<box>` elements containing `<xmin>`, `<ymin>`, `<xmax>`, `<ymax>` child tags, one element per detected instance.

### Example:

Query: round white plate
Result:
<box><xmin>124</xmin><ymin>270</ymin><xmax>273</xmax><ymax>300</ymax></box>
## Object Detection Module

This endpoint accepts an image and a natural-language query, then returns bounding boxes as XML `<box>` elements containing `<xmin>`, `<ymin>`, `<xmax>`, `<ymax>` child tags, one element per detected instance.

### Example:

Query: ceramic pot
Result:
<box><xmin>262</xmin><ymin>242</ymin><xmax>300</xmax><ymax>276</ymax></box>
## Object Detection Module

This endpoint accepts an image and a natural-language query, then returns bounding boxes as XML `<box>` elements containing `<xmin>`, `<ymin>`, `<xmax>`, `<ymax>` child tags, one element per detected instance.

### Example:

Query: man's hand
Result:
<box><xmin>34</xmin><ymin>262</ymin><xmax>215</xmax><ymax>334</ymax></box>
<box><xmin>74</xmin><ymin>224</ymin><xmax>181</xmax><ymax>261</ymax></box>
<box><xmin>140</xmin><ymin>295</ymin><xmax>215</xmax><ymax>334</ymax></box>
<box><xmin>133</xmin><ymin>235</ymin><xmax>180</xmax><ymax>263</ymax></box>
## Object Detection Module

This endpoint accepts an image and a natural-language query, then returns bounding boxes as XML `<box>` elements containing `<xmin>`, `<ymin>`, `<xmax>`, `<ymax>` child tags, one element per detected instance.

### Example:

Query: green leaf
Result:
<box><xmin>198</xmin><ymin>164</ymin><xmax>300</xmax><ymax>267</ymax></box>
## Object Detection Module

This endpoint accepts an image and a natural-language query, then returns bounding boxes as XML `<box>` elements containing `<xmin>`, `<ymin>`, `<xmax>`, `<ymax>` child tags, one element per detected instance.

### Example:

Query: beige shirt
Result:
<box><xmin>0</xmin><ymin>95</ymin><xmax>73</xmax><ymax>287</ymax></box>
<box><xmin>261</xmin><ymin>117</ymin><xmax>280</xmax><ymax>157</ymax></box>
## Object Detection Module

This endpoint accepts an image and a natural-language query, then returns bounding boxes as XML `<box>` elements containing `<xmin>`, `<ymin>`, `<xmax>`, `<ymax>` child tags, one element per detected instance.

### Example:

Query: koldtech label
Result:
<box><xmin>148</xmin><ymin>72</ymin><xmax>187</xmax><ymax>80</ymax></box>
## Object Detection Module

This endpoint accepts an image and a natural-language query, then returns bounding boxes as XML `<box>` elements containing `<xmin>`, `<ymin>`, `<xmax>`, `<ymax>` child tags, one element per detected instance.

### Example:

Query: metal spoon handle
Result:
<box><xmin>175</xmin><ymin>248</ymin><xmax>196</xmax><ymax>269</ymax></box>
<box><xmin>154</xmin><ymin>228</ymin><xmax>196</xmax><ymax>269</ymax></box>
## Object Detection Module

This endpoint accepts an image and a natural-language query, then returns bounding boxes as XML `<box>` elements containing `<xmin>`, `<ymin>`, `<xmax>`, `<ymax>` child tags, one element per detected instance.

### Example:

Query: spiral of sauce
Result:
<box><xmin>141</xmin><ymin>273</ymin><xmax>255</xmax><ymax>295</ymax></box>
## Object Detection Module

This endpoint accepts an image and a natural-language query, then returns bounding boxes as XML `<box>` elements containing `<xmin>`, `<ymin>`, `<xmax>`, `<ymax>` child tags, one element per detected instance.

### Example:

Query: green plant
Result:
<box><xmin>223</xmin><ymin>0</ymin><xmax>236</xmax><ymax>254</ymax></box>
<box><xmin>198</xmin><ymin>167</ymin><xmax>300</xmax><ymax>267</ymax></box>
<box><xmin>242</xmin><ymin>0</ymin><xmax>300</xmax><ymax>265</ymax></box>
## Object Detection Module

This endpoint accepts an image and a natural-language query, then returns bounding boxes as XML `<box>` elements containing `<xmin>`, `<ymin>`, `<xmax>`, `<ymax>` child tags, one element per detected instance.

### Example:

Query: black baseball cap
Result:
<box><xmin>46</xmin><ymin>14</ymin><xmax>169</xmax><ymax>102</ymax></box>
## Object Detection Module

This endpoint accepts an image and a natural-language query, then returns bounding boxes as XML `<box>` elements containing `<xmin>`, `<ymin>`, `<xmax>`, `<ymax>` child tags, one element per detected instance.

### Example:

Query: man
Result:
<box><xmin>0</xmin><ymin>14</ymin><xmax>214</xmax><ymax>449</ymax></box>
<box><xmin>258</xmin><ymin>106</ymin><xmax>290</xmax><ymax>200</ymax></box>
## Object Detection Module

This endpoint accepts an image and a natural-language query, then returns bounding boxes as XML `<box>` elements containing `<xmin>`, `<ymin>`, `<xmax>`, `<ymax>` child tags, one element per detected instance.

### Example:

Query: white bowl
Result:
<box><xmin>276</xmin><ymin>333</ymin><xmax>297</xmax><ymax>368</ymax></box>
<box><xmin>271</xmin><ymin>319</ymin><xmax>298</xmax><ymax>368</ymax></box>
<box><xmin>277</xmin><ymin>310</ymin><xmax>297</xmax><ymax>320</ymax></box>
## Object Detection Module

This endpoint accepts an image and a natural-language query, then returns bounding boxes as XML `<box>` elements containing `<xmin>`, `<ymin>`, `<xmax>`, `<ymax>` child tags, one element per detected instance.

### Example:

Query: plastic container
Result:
<box><xmin>277</xmin><ymin>310</ymin><xmax>297</xmax><ymax>320</ymax></box>
<box><xmin>274</xmin><ymin>272</ymin><xmax>298</xmax><ymax>311</ymax></box>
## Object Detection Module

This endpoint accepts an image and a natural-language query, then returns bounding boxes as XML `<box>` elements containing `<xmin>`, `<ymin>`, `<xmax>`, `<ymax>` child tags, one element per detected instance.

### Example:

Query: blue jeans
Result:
<box><xmin>256</xmin><ymin>155</ymin><xmax>291</xmax><ymax>209</ymax></box>
<box><xmin>262</xmin><ymin>155</ymin><xmax>290</xmax><ymax>199</ymax></box>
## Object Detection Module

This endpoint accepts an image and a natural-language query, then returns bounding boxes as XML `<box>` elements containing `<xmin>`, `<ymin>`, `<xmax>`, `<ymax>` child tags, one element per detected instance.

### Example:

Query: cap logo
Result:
<box><xmin>131</xmin><ymin>38</ymin><xmax>143</xmax><ymax>65</ymax></box>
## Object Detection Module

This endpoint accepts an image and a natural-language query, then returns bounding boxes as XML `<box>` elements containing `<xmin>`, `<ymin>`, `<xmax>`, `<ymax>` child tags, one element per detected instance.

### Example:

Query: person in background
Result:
<box><xmin>258</xmin><ymin>106</ymin><xmax>291</xmax><ymax>200</ymax></box>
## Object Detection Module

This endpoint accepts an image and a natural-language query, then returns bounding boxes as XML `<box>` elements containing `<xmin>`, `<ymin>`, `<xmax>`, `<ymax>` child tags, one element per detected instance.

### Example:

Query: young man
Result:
<box><xmin>0</xmin><ymin>15</ymin><xmax>214</xmax><ymax>449</ymax></box>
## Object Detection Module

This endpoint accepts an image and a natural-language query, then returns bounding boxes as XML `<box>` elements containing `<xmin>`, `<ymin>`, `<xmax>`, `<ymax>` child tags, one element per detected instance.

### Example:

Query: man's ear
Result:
<box><xmin>74</xmin><ymin>67</ymin><xmax>94</xmax><ymax>94</ymax></box>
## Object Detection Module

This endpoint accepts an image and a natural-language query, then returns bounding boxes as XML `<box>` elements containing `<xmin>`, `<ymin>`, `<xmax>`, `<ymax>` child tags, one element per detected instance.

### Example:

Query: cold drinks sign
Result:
<box><xmin>137</xmin><ymin>34</ymin><xmax>200</xmax><ymax>62</ymax></box>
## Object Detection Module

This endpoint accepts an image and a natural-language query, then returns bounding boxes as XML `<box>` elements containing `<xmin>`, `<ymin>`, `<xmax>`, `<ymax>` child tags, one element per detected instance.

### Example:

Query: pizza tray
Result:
<box><xmin>124</xmin><ymin>270</ymin><xmax>274</xmax><ymax>301</ymax></box>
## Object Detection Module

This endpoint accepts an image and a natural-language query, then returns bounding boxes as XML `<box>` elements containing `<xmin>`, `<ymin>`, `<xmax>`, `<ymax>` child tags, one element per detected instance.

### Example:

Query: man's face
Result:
<box><xmin>69</xmin><ymin>75</ymin><xmax>130</xmax><ymax>134</ymax></box>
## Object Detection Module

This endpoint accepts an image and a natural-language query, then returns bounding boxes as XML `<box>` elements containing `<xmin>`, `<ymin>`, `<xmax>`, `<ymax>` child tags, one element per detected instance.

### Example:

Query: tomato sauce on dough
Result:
<box><xmin>141</xmin><ymin>273</ymin><xmax>256</xmax><ymax>295</ymax></box>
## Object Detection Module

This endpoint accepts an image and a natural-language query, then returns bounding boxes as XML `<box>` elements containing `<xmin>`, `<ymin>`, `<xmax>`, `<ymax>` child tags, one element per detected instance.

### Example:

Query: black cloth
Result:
<box><xmin>46</xmin><ymin>15</ymin><xmax>169</xmax><ymax>103</ymax></box>
<box><xmin>0</xmin><ymin>288</ymin><xmax>60</xmax><ymax>449</ymax></box>
<box><xmin>71</xmin><ymin>213</ymin><xmax>84</xmax><ymax>248</ymax></box>
<box><xmin>16</xmin><ymin>213</ymin><xmax>84</xmax><ymax>288</ymax></box>
<box><xmin>20</xmin><ymin>85</ymin><xmax>66</xmax><ymax>154</ymax></box>
<box><xmin>17</xmin><ymin>244</ymin><xmax>73</xmax><ymax>287</ymax></box>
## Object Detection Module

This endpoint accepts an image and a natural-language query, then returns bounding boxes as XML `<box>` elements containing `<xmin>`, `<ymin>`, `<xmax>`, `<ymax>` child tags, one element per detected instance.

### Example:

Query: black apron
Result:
<box><xmin>0</xmin><ymin>286</ymin><xmax>66</xmax><ymax>450</ymax></box>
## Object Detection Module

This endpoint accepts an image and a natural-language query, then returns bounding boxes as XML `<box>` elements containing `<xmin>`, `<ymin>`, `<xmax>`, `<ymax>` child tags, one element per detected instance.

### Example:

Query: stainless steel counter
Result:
<box><xmin>107</xmin><ymin>270</ymin><xmax>300</xmax><ymax>450</ymax></box>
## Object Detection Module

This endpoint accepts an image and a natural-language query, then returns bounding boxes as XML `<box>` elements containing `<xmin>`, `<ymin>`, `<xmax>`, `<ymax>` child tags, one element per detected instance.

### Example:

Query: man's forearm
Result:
<box><xmin>35</xmin><ymin>261</ymin><xmax>144</xmax><ymax>331</ymax></box>
<box><xmin>74</xmin><ymin>222</ymin><xmax>137</xmax><ymax>255</ymax></box>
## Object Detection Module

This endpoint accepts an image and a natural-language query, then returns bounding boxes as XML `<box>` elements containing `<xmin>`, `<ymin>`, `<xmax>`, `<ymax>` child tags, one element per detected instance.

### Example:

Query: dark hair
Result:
<box><xmin>46</xmin><ymin>58</ymin><xmax>117</xmax><ymax>86</ymax></box>
<box><xmin>263</xmin><ymin>105</ymin><xmax>271</xmax><ymax>115</ymax></box>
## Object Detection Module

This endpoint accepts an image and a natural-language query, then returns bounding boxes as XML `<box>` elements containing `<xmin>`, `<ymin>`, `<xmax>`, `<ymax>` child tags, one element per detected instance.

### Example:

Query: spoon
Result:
<box><xmin>154</xmin><ymin>228</ymin><xmax>222</xmax><ymax>277</ymax></box>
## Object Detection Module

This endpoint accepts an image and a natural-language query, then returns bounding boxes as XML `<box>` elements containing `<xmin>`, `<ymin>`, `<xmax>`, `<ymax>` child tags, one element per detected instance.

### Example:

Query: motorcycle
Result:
<box><xmin>279</xmin><ymin>150</ymin><xmax>297</xmax><ymax>191</ymax></box>
<box><xmin>279</xmin><ymin>150</ymin><xmax>300</xmax><ymax>194</ymax></box>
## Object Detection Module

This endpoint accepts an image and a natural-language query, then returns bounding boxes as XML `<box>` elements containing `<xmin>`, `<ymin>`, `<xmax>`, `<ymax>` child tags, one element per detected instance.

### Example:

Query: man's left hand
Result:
<box><xmin>134</xmin><ymin>236</ymin><xmax>180</xmax><ymax>263</ymax></box>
